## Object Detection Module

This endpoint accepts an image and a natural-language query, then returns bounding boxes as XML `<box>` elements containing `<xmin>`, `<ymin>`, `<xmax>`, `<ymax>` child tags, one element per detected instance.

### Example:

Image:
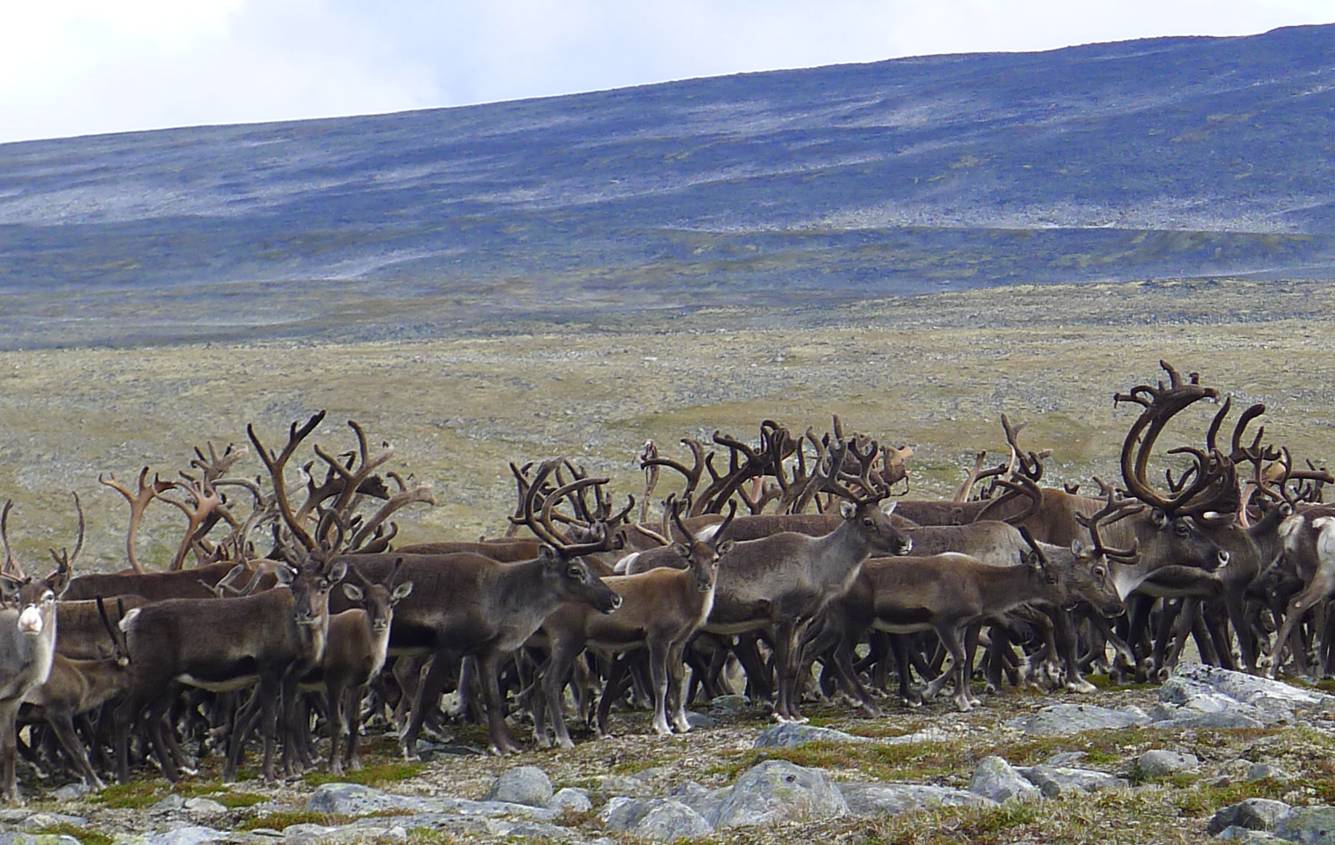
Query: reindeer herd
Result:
<box><xmin>1</xmin><ymin>360</ymin><xmax>1333</xmax><ymax>803</ymax></box>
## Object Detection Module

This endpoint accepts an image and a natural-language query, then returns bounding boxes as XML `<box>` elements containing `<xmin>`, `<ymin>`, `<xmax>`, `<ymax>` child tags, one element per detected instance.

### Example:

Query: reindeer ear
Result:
<box><xmin>840</xmin><ymin>501</ymin><xmax>857</xmax><ymax>520</ymax></box>
<box><xmin>326</xmin><ymin>561</ymin><xmax>348</xmax><ymax>584</ymax></box>
<box><xmin>342</xmin><ymin>583</ymin><xmax>364</xmax><ymax>601</ymax></box>
<box><xmin>539</xmin><ymin>544</ymin><xmax>561</xmax><ymax>567</ymax></box>
<box><xmin>1151</xmin><ymin>509</ymin><xmax>1169</xmax><ymax>529</ymax></box>
<box><xmin>716</xmin><ymin>540</ymin><xmax>736</xmax><ymax>557</ymax></box>
<box><xmin>275</xmin><ymin>565</ymin><xmax>297</xmax><ymax>586</ymax></box>
<box><xmin>673</xmin><ymin>543</ymin><xmax>691</xmax><ymax>559</ymax></box>
<box><xmin>392</xmin><ymin>581</ymin><xmax>414</xmax><ymax>602</ymax></box>
<box><xmin>1070</xmin><ymin>538</ymin><xmax>1086</xmax><ymax>557</ymax></box>
<box><xmin>881</xmin><ymin>501</ymin><xmax>898</xmax><ymax>516</ymax></box>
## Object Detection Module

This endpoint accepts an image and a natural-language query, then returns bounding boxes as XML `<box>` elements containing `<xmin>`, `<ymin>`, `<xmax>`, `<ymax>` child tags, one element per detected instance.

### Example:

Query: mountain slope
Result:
<box><xmin>1</xmin><ymin>24</ymin><xmax>1333</xmax><ymax>348</ymax></box>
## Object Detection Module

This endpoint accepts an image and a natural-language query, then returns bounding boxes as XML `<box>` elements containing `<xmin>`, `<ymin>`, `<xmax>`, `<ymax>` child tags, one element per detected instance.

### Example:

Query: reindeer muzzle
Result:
<box><xmin>17</xmin><ymin>605</ymin><xmax>44</xmax><ymax>636</ymax></box>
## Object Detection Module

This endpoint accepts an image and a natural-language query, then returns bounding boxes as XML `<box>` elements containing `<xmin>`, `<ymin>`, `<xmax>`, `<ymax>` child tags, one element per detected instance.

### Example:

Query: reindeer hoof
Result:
<box><xmin>1155</xmin><ymin>666</ymin><xmax>1171</xmax><ymax>683</ymax></box>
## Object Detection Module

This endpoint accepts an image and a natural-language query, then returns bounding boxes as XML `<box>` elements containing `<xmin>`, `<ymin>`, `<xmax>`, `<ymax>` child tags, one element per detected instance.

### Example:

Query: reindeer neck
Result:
<box><xmin>806</xmin><ymin>517</ymin><xmax>874</xmax><ymax>587</ymax></box>
<box><xmin>493</xmin><ymin>557</ymin><xmax>564</xmax><ymax>618</ymax></box>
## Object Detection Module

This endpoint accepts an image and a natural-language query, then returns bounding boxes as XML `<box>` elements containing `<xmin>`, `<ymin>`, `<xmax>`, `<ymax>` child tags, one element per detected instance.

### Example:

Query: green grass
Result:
<box><xmin>304</xmin><ymin>760</ymin><xmax>425</xmax><ymax>788</ymax></box>
<box><xmin>28</xmin><ymin>825</ymin><xmax>113</xmax><ymax>845</ymax></box>
<box><xmin>93</xmin><ymin>780</ymin><xmax>165</xmax><ymax>809</ymax></box>
<box><xmin>237</xmin><ymin>810</ymin><xmax>355</xmax><ymax>831</ymax></box>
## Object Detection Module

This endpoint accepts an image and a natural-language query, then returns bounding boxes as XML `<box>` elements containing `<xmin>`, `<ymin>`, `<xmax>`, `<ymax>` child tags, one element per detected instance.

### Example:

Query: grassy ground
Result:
<box><xmin>17</xmin><ymin>681</ymin><xmax>1335</xmax><ymax>844</ymax></box>
<box><xmin>1</xmin><ymin>277</ymin><xmax>1333</xmax><ymax>570</ymax></box>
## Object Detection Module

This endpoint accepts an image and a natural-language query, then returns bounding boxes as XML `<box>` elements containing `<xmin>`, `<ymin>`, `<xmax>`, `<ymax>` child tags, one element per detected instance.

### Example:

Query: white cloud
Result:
<box><xmin>0</xmin><ymin>0</ymin><xmax>1329</xmax><ymax>143</ymax></box>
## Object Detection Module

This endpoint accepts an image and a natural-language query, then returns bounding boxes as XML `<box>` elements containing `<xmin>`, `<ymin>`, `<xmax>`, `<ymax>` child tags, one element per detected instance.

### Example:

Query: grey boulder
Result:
<box><xmin>486</xmin><ymin>765</ymin><xmax>555</xmax><ymax>808</ymax></box>
<box><xmin>753</xmin><ymin>723</ymin><xmax>870</xmax><ymax>748</ymax></box>
<box><xmin>710</xmin><ymin>760</ymin><xmax>849</xmax><ymax>829</ymax></box>
<box><xmin>1010</xmin><ymin>703</ymin><xmax>1146</xmax><ymax>736</ymax></box>
<box><xmin>1136</xmin><ymin>749</ymin><xmax>1200</xmax><ymax>777</ymax></box>
<box><xmin>970</xmin><ymin>756</ymin><xmax>1041</xmax><ymax>802</ymax></box>
<box><xmin>1019</xmin><ymin>765</ymin><xmax>1128</xmax><ymax>798</ymax></box>
<box><xmin>1276</xmin><ymin>806</ymin><xmax>1335</xmax><ymax>844</ymax></box>
<box><xmin>839</xmin><ymin>782</ymin><xmax>991</xmax><ymax>816</ymax></box>
<box><xmin>1207</xmin><ymin>798</ymin><xmax>1292</xmax><ymax>835</ymax></box>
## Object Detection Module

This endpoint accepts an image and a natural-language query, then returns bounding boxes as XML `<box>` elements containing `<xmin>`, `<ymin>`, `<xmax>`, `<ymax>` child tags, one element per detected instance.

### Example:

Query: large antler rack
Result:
<box><xmin>248</xmin><ymin>411</ymin><xmax>327</xmax><ymax>553</ymax></box>
<box><xmin>1114</xmin><ymin>361</ymin><xmax>1235</xmax><ymax>521</ymax></box>
<box><xmin>819</xmin><ymin>435</ymin><xmax>890</xmax><ymax>506</ymax></box>
<box><xmin>511</xmin><ymin>459</ymin><xmax>623</xmax><ymax>557</ymax></box>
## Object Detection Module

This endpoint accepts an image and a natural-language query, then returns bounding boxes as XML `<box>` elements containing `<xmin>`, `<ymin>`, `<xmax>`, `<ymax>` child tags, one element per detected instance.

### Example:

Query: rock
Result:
<box><xmin>1215</xmin><ymin>828</ymin><xmax>1286</xmax><ymax>843</ymax></box>
<box><xmin>600</xmin><ymin>796</ymin><xmax>651</xmax><ymax>831</ymax></box>
<box><xmin>308</xmin><ymin>783</ymin><xmax>431</xmax><ymax>815</ymax></box>
<box><xmin>1172</xmin><ymin>664</ymin><xmax>1332</xmax><ymax>711</ymax></box>
<box><xmin>708</xmin><ymin>694</ymin><xmax>753</xmax><ymax>716</ymax></box>
<box><xmin>19</xmin><ymin>814</ymin><xmax>88</xmax><ymax>831</ymax></box>
<box><xmin>51</xmin><ymin>783</ymin><xmax>90</xmax><ymax>802</ymax></box>
<box><xmin>588</xmin><ymin>774</ymin><xmax>652</xmax><ymax>796</ymax></box>
<box><xmin>685</xmin><ymin>711</ymin><xmax>718</xmax><ymax>729</ymax></box>
<box><xmin>882</xmin><ymin>726</ymin><xmax>957</xmax><ymax>746</ymax></box>
<box><xmin>284</xmin><ymin>822</ymin><xmax>408</xmax><ymax>845</ymax></box>
<box><xmin>753</xmin><ymin>723</ymin><xmax>870</xmax><ymax>748</ymax></box>
<box><xmin>549</xmin><ymin>787</ymin><xmax>592</xmax><ymax>814</ymax></box>
<box><xmin>1276</xmin><ymin>806</ymin><xmax>1335</xmax><ymax>844</ymax></box>
<box><xmin>142</xmin><ymin>828</ymin><xmax>232</xmax><ymax>845</ymax></box>
<box><xmin>632</xmin><ymin>800</ymin><xmax>714</xmax><ymax>841</ymax></box>
<box><xmin>148</xmin><ymin>795</ymin><xmax>186</xmax><ymax>813</ymax></box>
<box><xmin>1137</xmin><ymin>749</ymin><xmax>1200</xmax><ymax>777</ymax></box>
<box><xmin>1044</xmin><ymin>751</ymin><xmax>1089</xmax><ymax>767</ymax></box>
<box><xmin>486</xmin><ymin>766</ymin><xmax>554</xmax><ymax>808</ymax></box>
<box><xmin>308</xmin><ymin>783</ymin><xmax>554</xmax><ymax>821</ymax></box>
<box><xmin>710</xmin><ymin>760</ymin><xmax>848</xmax><ymax>829</ymax></box>
<box><xmin>0</xmin><ymin>835</ymin><xmax>81</xmax><ymax>845</ymax></box>
<box><xmin>668</xmin><ymin>781</ymin><xmax>727</xmax><ymax>821</ymax></box>
<box><xmin>1151</xmin><ymin>710</ymin><xmax>1266</xmax><ymax>730</ymax></box>
<box><xmin>1010</xmin><ymin>703</ymin><xmax>1147</xmax><ymax>736</ymax></box>
<box><xmin>182</xmin><ymin>798</ymin><xmax>227</xmax><ymax>817</ymax></box>
<box><xmin>1207</xmin><ymin>798</ymin><xmax>1292</xmax><ymax>835</ymax></box>
<box><xmin>1019</xmin><ymin>765</ymin><xmax>1128</xmax><ymax>798</ymax></box>
<box><xmin>838</xmin><ymin>782</ymin><xmax>991</xmax><ymax>816</ymax></box>
<box><xmin>1247</xmin><ymin>763</ymin><xmax>1292</xmax><ymax>782</ymax></box>
<box><xmin>970</xmin><ymin>756</ymin><xmax>1041</xmax><ymax>802</ymax></box>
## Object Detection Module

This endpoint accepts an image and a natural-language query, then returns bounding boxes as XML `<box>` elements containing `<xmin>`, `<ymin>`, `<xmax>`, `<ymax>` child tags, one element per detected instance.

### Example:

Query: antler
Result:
<box><xmin>98</xmin><ymin>467</ymin><xmax>174</xmax><ymax>573</ymax></box>
<box><xmin>822</xmin><ymin>435</ymin><xmax>889</xmax><ymax>506</ymax></box>
<box><xmin>512</xmin><ymin>459</ymin><xmax>619</xmax><ymax>557</ymax></box>
<box><xmin>1114</xmin><ymin>361</ymin><xmax>1226</xmax><ymax>516</ymax></box>
<box><xmin>349</xmin><ymin>473</ymin><xmax>435</xmax><ymax>551</ymax></box>
<box><xmin>45</xmin><ymin>492</ymin><xmax>85</xmax><ymax>588</ymax></box>
<box><xmin>159</xmin><ymin>477</ymin><xmax>227</xmax><ymax>570</ymax></box>
<box><xmin>972</xmin><ymin>474</ymin><xmax>1042</xmax><ymax>525</ymax></box>
<box><xmin>248</xmin><ymin>411</ymin><xmax>327</xmax><ymax>552</ymax></box>
<box><xmin>1074</xmin><ymin>479</ymin><xmax>1142</xmax><ymax>562</ymax></box>
<box><xmin>190</xmin><ymin>441</ymin><xmax>249</xmax><ymax>483</ymax></box>
<box><xmin>0</xmin><ymin>500</ymin><xmax>17</xmax><ymax>580</ymax></box>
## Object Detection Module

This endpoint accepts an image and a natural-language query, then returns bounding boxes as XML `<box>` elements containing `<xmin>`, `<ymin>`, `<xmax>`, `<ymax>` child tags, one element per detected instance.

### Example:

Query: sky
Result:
<box><xmin>2</xmin><ymin>0</ymin><xmax>1331</xmax><ymax>144</ymax></box>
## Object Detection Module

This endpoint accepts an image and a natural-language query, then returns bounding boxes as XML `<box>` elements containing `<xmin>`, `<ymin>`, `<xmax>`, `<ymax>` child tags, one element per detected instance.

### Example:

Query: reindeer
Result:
<box><xmin>531</xmin><ymin>496</ymin><xmax>735</xmax><ymax>747</ymax></box>
<box><xmin>332</xmin><ymin>458</ymin><xmax>623</xmax><ymax>757</ymax></box>
<box><xmin>300</xmin><ymin>560</ymin><xmax>413</xmax><ymax>774</ymax></box>
<box><xmin>0</xmin><ymin>496</ymin><xmax>79</xmax><ymax>802</ymax></box>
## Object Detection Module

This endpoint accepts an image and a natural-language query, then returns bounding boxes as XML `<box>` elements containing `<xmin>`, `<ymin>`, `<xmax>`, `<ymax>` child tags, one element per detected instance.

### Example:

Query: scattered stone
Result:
<box><xmin>140</xmin><ymin>827</ymin><xmax>232</xmax><ymax>845</ymax></box>
<box><xmin>632</xmin><ymin>800</ymin><xmax>714</xmax><ymax>841</ymax></box>
<box><xmin>1044</xmin><ymin>751</ymin><xmax>1089</xmax><ymax>767</ymax></box>
<box><xmin>1020</xmin><ymin>765</ymin><xmax>1128</xmax><ymax>798</ymax></box>
<box><xmin>1151</xmin><ymin>710</ymin><xmax>1266</xmax><ymax>730</ymax></box>
<box><xmin>710</xmin><ymin>760</ymin><xmax>848</xmax><ymax>829</ymax></box>
<box><xmin>19</xmin><ymin>814</ymin><xmax>88</xmax><ymax>831</ymax></box>
<box><xmin>51</xmin><ymin>783</ymin><xmax>90</xmax><ymax>802</ymax></box>
<box><xmin>1137</xmin><ymin>749</ymin><xmax>1200</xmax><ymax>777</ymax></box>
<box><xmin>838</xmin><ymin>782</ymin><xmax>990</xmax><ymax>816</ymax></box>
<box><xmin>600</xmin><ymin>796</ymin><xmax>651</xmax><ymax>831</ymax></box>
<box><xmin>588</xmin><ymin>774</ymin><xmax>653</xmax><ymax>797</ymax></box>
<box><xmin>486</xmin><ymin>765</ymin><xmax>555</xmax><ymax>808</ymax></box>
<box><xmin>753</xmin><ymin>723</ymin><xmax>870</xmax><ymax>748</ymax></box>
<box><xmin>0</xmin><ymin>834</ymin><xmax>81</xmax><ymax>845</ymax></box>
<box><xmin>1276</xmin><ymin>805</ymin><xmax>1335</xmax><ymax>844</ymax></box>
<box><xmin>308</xmin><ymin>783</ymin><xmax>430</xmax><ymax>815</ymax></box>
<box><xmin>1247</xmin><ymin>763</ymin><xmax>1292</xmax><ymax>782</ymax></box>
<box><xmin>1207</xmin><ymin>798</ymin><xmax>1292</xmax><ymax>835</ymax></box>
<box><xmin>148</xmin><ymin>795</ymin><xmax>186</xmax><ymax>813</ymax></box>
<box><xmin>970</xmin><ymin>756</ymin><xmax>1041</xmax><ymax>802</ymax></box>
<box><xmin>1173</xmin><ymin>665</ymin><xmax>1332</xmax><ymax>711</ymax></box>
<box><xmin>1215</xmin><ymin>828</ymin><xmax>1287</xmax><ymax>843</ymax></box>
<box><xmin>1010</xmin><ymin>703</ymin><xmax>1146</xmax><ymax>736</ymax></box>
<box><xmin>685</xmin><ymin>711</ymin><xmax>718</xmax><ymax>729</ymax></box>
<box><xmin>182</xmin><ymin>798</ymin><xmax>227</xmax><ymax>817</ymax></box>
<box><xmin>708</xmin><ymin>695</ymin><xmax>753</xmax><ymax>716</ymax></box>
<box><xmin>549</xmin><ymin>787</ymin><xmax>592</xmax><ymax>814</ymax></box>
<box><xmin>668</xmin><ymin>781</ymin><xmax>727</xmax><ymax>821</ymax></box>
<box><xmin>881</xmin><ymin>725</ymin><xmax>957</xmax><ymax>745</ymax></box>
